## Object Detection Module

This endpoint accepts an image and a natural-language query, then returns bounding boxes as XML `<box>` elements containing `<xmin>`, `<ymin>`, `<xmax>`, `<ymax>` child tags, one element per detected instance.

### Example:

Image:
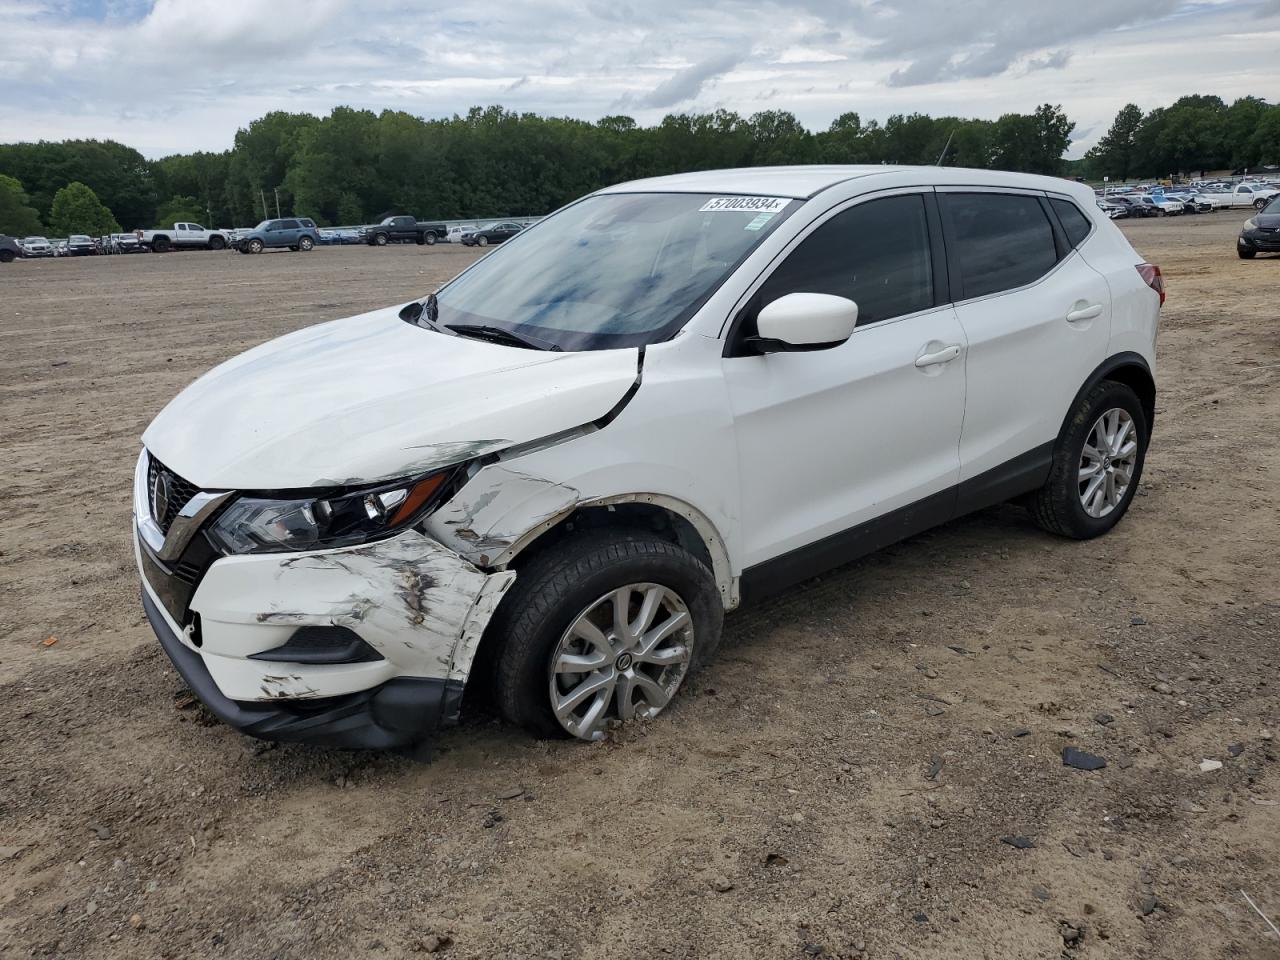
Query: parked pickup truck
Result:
<box><xmin>1195</xmin><ymin>183</ymin><xmax>1279</xmax><ymax>211</ymax></box>
<box><xmin>360</xmin><ymin>215</ymin><xmax>449</xmax><ymax>246</ymax></box>
<box><xmin>136</xmin><ymin>222</ymin><xmax>230</xmax><ymax>252</ymax></box>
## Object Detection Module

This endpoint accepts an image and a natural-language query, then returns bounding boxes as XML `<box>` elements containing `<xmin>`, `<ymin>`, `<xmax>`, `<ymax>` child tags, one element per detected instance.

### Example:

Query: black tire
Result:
<box><xmin>1027</xmin><ymin>380</ymin><xmax>1148</xmax><ymax>540</ymax></box>
<box><xmin>373</xmin><ymin>233</ymin><xmax>388</xmax><ymax>247</ymax></box>
<box><xmin>424</xmin><ymin>232</ymin><xmax>437</xmax><ymax>246</ymax></box>
<box><xmin>152</xmin><ymin>235</ymin><xmax>171</xmax><ymax>252</ymax></box>
<box><xmin>208</xmin><ymin>236</ymin><xmax>225</xmax><ymax>251</ymax></box>
<box><xmin>477</xmin><ymin>235</ymin><xmax>488</xmax><ymax>247</ymax></box>
<box><xmin>0</xmin><ymin>249</ymin><xmax>13</xmax><ymax>263</ymax></box>
<box><xmin>248</xmin><ymin>238</ymin><xmax>264</xmax><ymax>254</ymax></box>
<box><xmin>1238</xmin><ymin>247</ymin><xmax>1257</xmax><ymax>259</ymax></box>
<box><xmin>299</xmin><ymin>235</ymin><xmax>314</xmax><ymax>251</ymax></box>
<box><xmin>487</xmin><ymin>530</ymin><xmax>723</xmax><ymax>739</ymax></box>
<box><xmin>1256</xmin><ymin>198</ymin><xmax>1268</xmax><ymax>210</ymax></box>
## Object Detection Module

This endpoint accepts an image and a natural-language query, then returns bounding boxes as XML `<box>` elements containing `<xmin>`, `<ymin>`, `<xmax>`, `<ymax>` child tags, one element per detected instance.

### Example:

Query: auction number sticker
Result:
<box><xmin>699</xmin><ymin>196</ymin><xmax>791</xmax><ymax>214</ymax></box>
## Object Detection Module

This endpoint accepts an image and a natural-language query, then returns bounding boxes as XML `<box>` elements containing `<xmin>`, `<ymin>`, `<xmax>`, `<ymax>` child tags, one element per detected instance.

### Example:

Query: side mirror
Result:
<box><xmin>747</xmin><ymin>293</ymin><xmax>858</xmax><ymax>354</ymax></box>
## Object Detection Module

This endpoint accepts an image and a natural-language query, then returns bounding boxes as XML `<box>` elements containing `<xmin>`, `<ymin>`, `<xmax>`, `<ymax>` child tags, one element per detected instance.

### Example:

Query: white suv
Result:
<box><xmin>134</xmin><ymin>165</ymin><xmax>1163</xmax><ymax>750</ymax></box>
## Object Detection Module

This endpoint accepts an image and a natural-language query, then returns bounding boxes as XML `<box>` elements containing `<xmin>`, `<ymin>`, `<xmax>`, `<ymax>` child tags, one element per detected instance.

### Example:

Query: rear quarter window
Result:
<box><xmin>1050</xmin><ymin>198</ymin><xmax>1093</xmax><ymax>248</ymax></box>
<box><xmin>942</xmin><ymin>193</ymin><xmax>1059</xmax><ymax>300</ymax></box>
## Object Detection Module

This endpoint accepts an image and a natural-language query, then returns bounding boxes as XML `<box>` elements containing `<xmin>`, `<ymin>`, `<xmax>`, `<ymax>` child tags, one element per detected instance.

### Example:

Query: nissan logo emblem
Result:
<box><xmin>151</xmin><ymin>470</ymin><xmax>171</xmax><ymax>522</ymax></box>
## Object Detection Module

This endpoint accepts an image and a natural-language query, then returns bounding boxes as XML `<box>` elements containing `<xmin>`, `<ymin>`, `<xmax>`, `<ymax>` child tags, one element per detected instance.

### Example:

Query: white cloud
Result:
<box><xmin>0</xmin><ymin>0</ymin><xmax>1276</xmax><ymax>158</ymax></box>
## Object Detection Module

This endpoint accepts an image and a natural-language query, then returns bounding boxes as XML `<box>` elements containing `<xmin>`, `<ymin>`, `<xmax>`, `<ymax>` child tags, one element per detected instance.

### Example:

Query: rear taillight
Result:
<box><xmin>1136</xmin><ymin>263</ymin><xmax>1165</xmax><ymax>306</ymax></box>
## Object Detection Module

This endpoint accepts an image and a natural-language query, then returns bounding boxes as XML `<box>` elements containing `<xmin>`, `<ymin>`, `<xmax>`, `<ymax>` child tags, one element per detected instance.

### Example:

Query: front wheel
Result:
<box><xmin>1238</xmin><ymin>247</ymin><xmax>1257</xmax><ymax>259</ymax></box>
<box><xmin>1027</xmin><ymin>380</ymin><xmax>1148</xmax><ymax>539</ymax></box>
<box><xmin>373</xmin><ymin>233</ymin><xmax>388</xmax><ymax>246</ymax></box>
<box><xmin>477</xmin><ymin>236</ymin><xmax>488</xmax><ymax>247</ymax></box>
<box><xmin>0</xmin><ymin>250</ymin><xmax>13</xmax><ymax>263</ymax></box>
<box><xmin>248</xmin><ymin>239</ymin><xmax>264</xmax><ymax>254</ymax></box>
<box><xmin>488</xmin><ymin>531</ymin><xmax>723</xmax><ymax>741</ymax></box>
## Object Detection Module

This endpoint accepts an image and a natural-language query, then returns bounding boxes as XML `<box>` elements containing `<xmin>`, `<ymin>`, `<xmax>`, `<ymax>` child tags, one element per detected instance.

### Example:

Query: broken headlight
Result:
<box><xmin>206</xmin><ymin>472</ymin><xmax>451</xmax><ymax>555</ymax></box>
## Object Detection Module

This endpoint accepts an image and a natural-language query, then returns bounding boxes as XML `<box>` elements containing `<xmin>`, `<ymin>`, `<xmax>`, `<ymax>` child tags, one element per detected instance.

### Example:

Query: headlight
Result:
<box><xmin>1243</xmin><ymin>218</ymin><xmax>1258</xmax><ymax>230</ymax></box>
<box><xmin>206</xmin><ymin>471</ymin><xmax>452</xmax><ymax>555</ymax></box>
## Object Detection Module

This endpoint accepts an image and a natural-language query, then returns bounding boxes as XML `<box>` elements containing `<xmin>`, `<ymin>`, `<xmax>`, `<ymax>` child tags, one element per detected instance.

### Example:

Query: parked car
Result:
<box><xmin>1197</xmin><ymin>183</ymin><xmax>1280</xmax><ymax>211</ymax></box>
<box><xmin>1237</xmin><ymin>195</ymin><xmax>1280</xmax><ymax>259</ymax></box>
<box><xmin>234</xmin><ymin>218</ymin><xmax>321</xmax><ymax>254</ymax></box>
<box><xmin>137</xmin><ymin>222</ymin><xmax>230</xmax><ymax>252</ymax></box>
<box><xmin>460</xmin><ymin>221</ymin><xmax>524</xmax><ymax>246</ymax></box>
<box><xmin>108</xmin><ymin>232</ymin><xmax>145</xmax><ymax>254</ymax></box>
<box><xmin>361</xmin><ymin>215</ymin><xmax>450</xmax><ymax>246</ymax></box>
<box><xmin>1097</xmin><ymin>199</ymin><xmax>1129</xmax><ymax>220</ymax></box>
<box><xmin>20</xmin><ymin>236</ymin><xmax>53</xmax><ymax>257</ymax></box>
<box><xmin>132</xmin><ymin>165</ymin><xmax>1162</xmax><ymax>752</ymax></box>
<box><xmin>0</xmin><ymin>235</ymin><xmax>20</xmax><ymax>263</ymax></box>
<box><xmin>1107</xmin><ymin>196</ymin><xmax>1158</xmax><ymax>219</ymax></box>
<box><xmin>66</xmin><ymin>234</ymin><xmax>97</xmax><ymax>256</ymax></box>
<box><xmin>446</xmin><ymin>225</ymin><xmax>472</xmax><ymax>243</ymax></box>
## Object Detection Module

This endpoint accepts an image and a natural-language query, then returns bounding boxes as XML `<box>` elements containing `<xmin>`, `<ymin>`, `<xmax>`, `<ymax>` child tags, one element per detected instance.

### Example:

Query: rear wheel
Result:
<box><xmin>424</xmin><ymin>232</ymin><xmax>437</xmax><ymax>246</ymax></box>
<box><xmin>1028</xmin><ymin>381</ymin><xmax>1148</xmax><ymax>539</ymax></box>
<box><xmin>488</xmin><ymin>531</ymin><xmax>723</xmax><ymax>741</ymax></box>
<box><xmin>152</xmin><ymin>236</ymin><xmax>171</xmax><ymax>252</ymax></box>
<box><xmin>299</xmin><ymin>235</ymin><xmax>314</xmax><ymax>251</ymax></box>
<box><xmin>208</xmin><ymin>236</ymin><xmax>225</xmax><ymax>251</ymax></box>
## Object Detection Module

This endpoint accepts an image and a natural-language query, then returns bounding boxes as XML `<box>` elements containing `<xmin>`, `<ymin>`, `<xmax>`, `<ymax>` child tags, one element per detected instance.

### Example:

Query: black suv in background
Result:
<box><xmin>362</xmin><ymin>216</ymin><xmax>449</xmax><ymax>246</ymax></box>
<box><xmin>0</xmin><ymin>235</ymin><xmax>20</xmax><ymax>263</ymax></box>
<box><xmin>1238</xmin><ymin>195</ymin><xmax>1280</xmax><ymax>259</ymax></box>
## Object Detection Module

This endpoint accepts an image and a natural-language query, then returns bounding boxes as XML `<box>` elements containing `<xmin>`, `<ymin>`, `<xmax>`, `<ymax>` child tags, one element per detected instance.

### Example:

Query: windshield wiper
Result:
<box><xmin>445</xmin><ymin>323</ymin><xmax>561</xmax><ymax>351</ymax></box>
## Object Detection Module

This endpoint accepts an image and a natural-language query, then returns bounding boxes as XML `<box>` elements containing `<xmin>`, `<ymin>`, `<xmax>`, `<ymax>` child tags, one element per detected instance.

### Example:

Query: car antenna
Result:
<box><xmin>936</xmin><ymin>129</ymin><xmax>955</xmax><ymax>166</ymax></box>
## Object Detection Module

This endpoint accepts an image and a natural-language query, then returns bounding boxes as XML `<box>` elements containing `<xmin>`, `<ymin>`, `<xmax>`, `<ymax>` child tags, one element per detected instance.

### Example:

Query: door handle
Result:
<box><xmin>1066</xmin><ymin>303</ymin><xmax>1103</xmax><ymax>323</ymax></box>
<box><xmin>914</xmin><ymin>344</ymin><xmax>961</xmax><ymax>367</ymax></box>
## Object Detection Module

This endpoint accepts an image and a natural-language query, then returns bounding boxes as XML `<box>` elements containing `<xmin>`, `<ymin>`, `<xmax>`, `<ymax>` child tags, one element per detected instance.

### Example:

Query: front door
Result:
<box><xmin>724</xmin><ymin>191</ymin><xmax>967</xmax><ymax>573</ymax></box>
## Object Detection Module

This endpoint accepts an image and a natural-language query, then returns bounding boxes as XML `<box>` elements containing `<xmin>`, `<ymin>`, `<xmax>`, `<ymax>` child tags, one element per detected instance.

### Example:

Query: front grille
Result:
<box><xmin>146</xmin><ymin>455</ymin><xmax>201</xmax><ymax>535</ymax></box>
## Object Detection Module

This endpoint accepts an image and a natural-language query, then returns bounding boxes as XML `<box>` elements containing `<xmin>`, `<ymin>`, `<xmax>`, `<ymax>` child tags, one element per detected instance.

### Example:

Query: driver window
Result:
<box><xmin>754</xmin><ymin>194</ymin><xmax>936</xmax><ymax>328</ymax></box>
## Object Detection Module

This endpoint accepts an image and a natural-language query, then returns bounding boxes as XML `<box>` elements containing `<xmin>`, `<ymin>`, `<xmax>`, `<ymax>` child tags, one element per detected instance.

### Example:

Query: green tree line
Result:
<box><xmin>1</xmin><ymin>95</ymin><xmax>1276</xmax><ymax>235</ymax></box>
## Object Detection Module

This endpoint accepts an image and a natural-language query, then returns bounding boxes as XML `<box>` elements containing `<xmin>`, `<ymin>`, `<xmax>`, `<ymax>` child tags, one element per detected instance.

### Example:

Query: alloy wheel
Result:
<box><xmin>1078</xmin><ymin>407</ymin><xmax>1138</xmax><ymax>518</ymax></box>
<box><xmin>548</xmin><ymin>583</ymin><xmax>694</xmax><ymax>740</ymax></box>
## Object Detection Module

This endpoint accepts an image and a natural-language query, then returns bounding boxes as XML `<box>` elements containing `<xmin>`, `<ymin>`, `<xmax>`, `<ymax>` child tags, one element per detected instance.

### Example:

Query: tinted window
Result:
<box><xmin>1050</xmin><ymin>198</ymin><xmax>1092</xmax><ymax>247</ymax></box>
<box><xmin>281</xmin><ymin>220</ymin><xmax>301</xmax><ymax>230</ymax></box>
<box><xmin>755</xmin><ymin>193</ymin><xmax>935</xmax><ymax>327</ymax></box>
<box><xmin>943</xmin><ymin>193</ymin><xmax>1058</xmax><ymax>299</ymax></box>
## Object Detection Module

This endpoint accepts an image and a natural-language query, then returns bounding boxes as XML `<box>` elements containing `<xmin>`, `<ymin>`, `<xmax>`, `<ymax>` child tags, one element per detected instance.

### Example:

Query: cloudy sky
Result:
<box><xmin>2</xmin><ymin>0</ymin><xmax>1278</xmax><ymax>159</ymax></box>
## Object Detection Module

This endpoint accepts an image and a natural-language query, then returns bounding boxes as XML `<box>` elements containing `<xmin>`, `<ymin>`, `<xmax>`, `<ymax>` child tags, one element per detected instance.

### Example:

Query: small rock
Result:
<box><xmin>764</xmin><ymin>852</ymin><xmax>788</xmax><ymax>867</ymax></box>
<box><xmin>88</xmin><ymin>824</ymin><xmax>112</xmax><ymax>841</ymax></box>
<box><xmin>1198</xmin><ymin>759</ymin><xmax>1223</xmax><ymax>773</ymax></box>
<box><xmin>1093</xmin><ymin>713</ymin><xmax>1115</xmax><ymax>726</ymax></box>
<box><xmin>1261</xmin><ymin>730</ymin><xmax>1273</xmax><ymax>742</ymax></box>
<box><xmin>928</xmin><ymin>819</ymin><xmax>944</xmax><ymax>829</ymax></box>
<box><xmin>482</xmin><ymin>811</ymin><xmax>504</xmax><ymax>828</ymax></box>
<box><xmin>912</xmin><ymin>912</ymin><xmax>928</xmax><ymax>923</ymax></box>
<box><xmin>129</xmin><ymin>914</ymin><xmax>143</xmax><ymax>930</ymax></box>
<box><xmin>1062</xmin><ymin>747</ymin><xmax>1107</xmax><ymax>771</ymax></box>
<box><xmin>1130</xmin><ymin>616</ymin><xmax>1148</xmax><ymax>626</ymax></box>
<box><xmin>802</xmin><ymin>944</ymin><xmax>824</xmax><ymax>956</ymax></box>
<box><xmin>710</xmin><ymin>876</ymin><xmax>734</xmax><ymax>893</ymax></box>
<box><xmin>926</xmin><ymin>756</ymin><xmax>943</xmax><ymax>781</ymax></box>
<box><xmin>1152</xmin><ymin>682</ymin><xmax>1173</xmax><ymax>695</ymax></box>
<box><xmin>923</xmin><ymin>669</ymin><xmax>939</xmax><ymax>680</ymax></box>
<box><xmin>1032</xmin><ymin>885</ymin><xmax>1051</xmax><ymax>902</ymax></box>
<box><xmin>1139</xmin><ymin>894</ymin><xmax>1158</xmax><ymax>917</ymax></box>
<box><xmin>1227</xmin><ymin>744</ymin><xmax>1244</xmax><ymax>758</ymax></box>
<box><xmin>1011</xmin><ymin>728</ymin><xmax>1031</xmax><ymax>738</ymax></box>
<box><xmin>496</xmin><ymin>787</ymin><xmax>525</xmax><ymax>801</ymax></box>
<box><xmin>419</xmin><ymin>933</ymin><xmax>452</xmax><ymax>953</ymax></box>
<box><xmin>85</xmin><ymin>901</ymin><xmax>98</xmax><ymax>916</ymax></box>
<box><xmin>1002</xmin><ymin>835</ymin><xmax>1035</xmax><ymax>849</ymax></box>
<box><xmin>946</xmin><ymin>645</ymin><xmax>969</xmax><ymax>655</ymax></box>
<box><xmin>1060</xmin><ymin>922</ymin><xmax>1083</xmax><ymax>946</ymax></box>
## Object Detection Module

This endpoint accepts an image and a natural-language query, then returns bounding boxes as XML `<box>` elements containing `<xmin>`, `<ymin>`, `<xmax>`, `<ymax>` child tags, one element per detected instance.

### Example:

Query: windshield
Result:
<box><xmin>433</xmin><ymin>192</ymin><xmax>794</xmax><ymax>350</ymax></box>
<box><xmin>1264</xmin><ymin>195</ymin><xmax>1280</xmax><ymax>215</ymax></box>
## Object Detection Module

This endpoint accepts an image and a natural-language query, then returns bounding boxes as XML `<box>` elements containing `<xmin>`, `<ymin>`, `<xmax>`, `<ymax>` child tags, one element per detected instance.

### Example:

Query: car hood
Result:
<box><xmin>1248</xmin><ymin>211</ymin><xmax>1280</xmax><ymax>228</ymax></box>
<box><xmin>142</xmin><ymin>304</ymin><xmax>640</xmax><ymax>490</ymax></box>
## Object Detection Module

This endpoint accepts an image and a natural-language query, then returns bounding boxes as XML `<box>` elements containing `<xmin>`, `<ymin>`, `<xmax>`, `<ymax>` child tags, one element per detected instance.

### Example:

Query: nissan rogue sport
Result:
<box><xmin>134</xmin><ymin>165</ymin><xmax>1163</xmax><ymax>750</ymax></box>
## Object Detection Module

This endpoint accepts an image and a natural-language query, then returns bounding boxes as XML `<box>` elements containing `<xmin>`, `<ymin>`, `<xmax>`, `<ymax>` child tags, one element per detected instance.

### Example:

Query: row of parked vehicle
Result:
<box><xmin>0</xmin><ymin>232</ymin><xmax>147</xmax><ymax>259</ymax></box>
<box><xmin>1095</xmin><ymin>180</ymin><xmax>1280</xmax><ymax>220</ymax></box>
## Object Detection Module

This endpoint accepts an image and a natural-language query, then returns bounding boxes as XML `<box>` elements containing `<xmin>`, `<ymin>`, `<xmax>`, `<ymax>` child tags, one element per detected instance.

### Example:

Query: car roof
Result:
<box><xmin>596</xmin><ymin>164</ymin><xmax>1089</xmax><ymax>200</ymax></box>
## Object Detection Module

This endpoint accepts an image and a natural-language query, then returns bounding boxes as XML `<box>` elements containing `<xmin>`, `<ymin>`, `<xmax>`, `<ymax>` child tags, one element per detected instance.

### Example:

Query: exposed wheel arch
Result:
<box><xmin>497</xmin><ymin>495</ymin><xmax>737</xmax><ymax>611</ymax></box>
<box><xmin>1061</xmin><ymin>353</ymin><xmax>1155</xmax><ymax>443</ymax></box>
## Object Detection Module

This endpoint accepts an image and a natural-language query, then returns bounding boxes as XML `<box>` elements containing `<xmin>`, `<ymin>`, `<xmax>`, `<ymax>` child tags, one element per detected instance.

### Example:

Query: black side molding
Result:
<box><xmin>739</xmin><ymin>442</ymin><xmax>1054</xmax><ymax>605</ymax></box>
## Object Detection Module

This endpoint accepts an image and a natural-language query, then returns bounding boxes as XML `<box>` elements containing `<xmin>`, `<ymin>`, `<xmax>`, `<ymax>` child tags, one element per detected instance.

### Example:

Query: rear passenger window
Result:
<box><xmin>942</xmin><ymin>193</ymin><xmax>1059</xmax><ymax>300</ymax></box>
<box><xmin>756</xmin><ymin>193</ymin><xmax>935</xmax><ymax>327</ymax></box>
<box><xmin>1050</xmin><ymin>198</ymin><xmax>1093</xmax><ymax>247</ymax></box>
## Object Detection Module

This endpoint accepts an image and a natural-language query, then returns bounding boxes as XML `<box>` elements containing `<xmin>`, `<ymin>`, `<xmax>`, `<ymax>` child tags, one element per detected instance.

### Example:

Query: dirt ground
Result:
<box><xmin>1</xmin><ymin>216</ymin><xmax>1277</xmax><ymax>960</ymax></box>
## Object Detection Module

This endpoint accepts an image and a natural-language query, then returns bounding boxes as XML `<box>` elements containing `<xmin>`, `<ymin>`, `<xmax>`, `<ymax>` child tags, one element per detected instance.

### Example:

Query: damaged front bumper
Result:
<box><xmin>135</xmin><ymin>523</ymin><xmax>515</xmax><ymax>749</ymax></box>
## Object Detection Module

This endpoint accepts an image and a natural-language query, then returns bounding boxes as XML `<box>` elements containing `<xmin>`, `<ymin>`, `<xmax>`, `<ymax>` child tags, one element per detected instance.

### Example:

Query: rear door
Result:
<box><xmin>940</xmin><ymin>189</ymin><xmax>1111</xmax><ymax>487</ymax></box>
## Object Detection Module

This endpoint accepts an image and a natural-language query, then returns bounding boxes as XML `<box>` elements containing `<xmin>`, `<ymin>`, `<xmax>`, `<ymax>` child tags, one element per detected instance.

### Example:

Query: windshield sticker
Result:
<box><xmin>699</xmin><ymin>196</ymin><xmax>791</xmax><ymax>214</ymax></box>
<box><xmin>744</xmin><ymin>212</ymin><xmax>776</xmax><ymax>231</ymax></box>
